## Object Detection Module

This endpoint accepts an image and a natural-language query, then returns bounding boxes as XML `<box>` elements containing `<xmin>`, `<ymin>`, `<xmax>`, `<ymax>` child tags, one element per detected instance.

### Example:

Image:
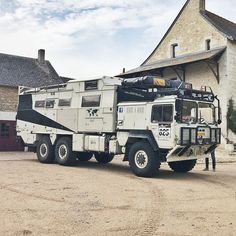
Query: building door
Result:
<box><xmin>0</xmin><ymin>121</ymin><xmax>24</xmax><ymax>151</ymax></box>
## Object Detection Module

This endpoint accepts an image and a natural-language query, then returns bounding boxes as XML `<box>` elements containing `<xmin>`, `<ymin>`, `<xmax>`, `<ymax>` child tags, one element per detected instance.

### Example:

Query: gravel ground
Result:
<box><xmin>0</xmin><ymin>152</ymin><xmax>235</xmax><ymax>236</ymax></box>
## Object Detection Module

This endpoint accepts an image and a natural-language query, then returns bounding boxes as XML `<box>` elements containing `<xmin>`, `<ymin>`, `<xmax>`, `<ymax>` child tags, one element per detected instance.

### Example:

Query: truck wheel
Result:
<box><xmin>55</xmin><ymin>137</ymin><xmax>76</xmax><ymax>166</ymax></box>
<box><xmin>77</xmin><ymin>152</ymin><xmax>93</xmax><ymax>162</ymax></box>
<box><xmin>168</xmin><ymin>160</ymin><xmax>196</xmax><ymax>173</ymax></box>
<box><xmin>94</xmin><ymin>153</ymin><xmax>114</xmax><ymax>164</ymax></box>
<box><xmin>37</xmin><ymin>136</ymin><xmax>55</xmax><ymax>164</ymax></box>
<box><xmin>129</xmin><ymin>141</ymin><xmax>160</xmax><ymax>177</ymax></box>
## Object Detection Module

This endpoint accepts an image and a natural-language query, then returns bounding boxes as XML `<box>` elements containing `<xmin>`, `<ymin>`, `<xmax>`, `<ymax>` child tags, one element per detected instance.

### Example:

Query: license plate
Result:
<box><xmin>197</xmin><ymin>131</ymin><xmax>205</xmax><ymax>138</ymax></box>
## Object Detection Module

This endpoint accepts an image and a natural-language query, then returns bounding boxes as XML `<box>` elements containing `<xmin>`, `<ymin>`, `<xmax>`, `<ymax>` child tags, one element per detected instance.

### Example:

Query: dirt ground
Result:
<box><xmin>0</xmin><ymin>152</ymin><xmax>235</xmax><ymax>236</ymax></box>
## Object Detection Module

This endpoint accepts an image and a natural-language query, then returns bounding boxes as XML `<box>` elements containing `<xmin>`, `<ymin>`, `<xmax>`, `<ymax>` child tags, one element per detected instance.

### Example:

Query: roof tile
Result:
<box><xmin>201</xmin><ymin>10</ymin><xmax>236</xmax><ymax>40</ymax></box>
<box><xmin>0</xmin><ymin>53</ymin><xmax>63</xmax><ymax>87</ymax></box>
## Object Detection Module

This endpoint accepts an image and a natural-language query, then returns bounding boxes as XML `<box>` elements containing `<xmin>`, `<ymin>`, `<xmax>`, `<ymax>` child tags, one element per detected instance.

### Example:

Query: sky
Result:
<box><xmin>0</xmin><ymin>0</ymin><xmax>235</xmax><ymax>79</ymax></box>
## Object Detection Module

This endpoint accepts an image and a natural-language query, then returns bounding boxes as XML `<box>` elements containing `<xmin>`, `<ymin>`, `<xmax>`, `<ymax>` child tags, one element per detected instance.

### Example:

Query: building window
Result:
<box><xmin>171</xmin><ymin>43</ymin><xmax>178</xmax><ymax>58</ymax></box>
<box><xmin>1</xmin><ymin>123</ymin><xmax>10</xmax><ymax>138</ymax></box>
<box><xmin>151</xmin><ymin>105</ymin><xmax>173</xmax><ymax>123</ymax></box>
<box><xmin>82</xmin><ymin>95</ymin><xmax>101</xmax><ymax>107</ymax></box>
<box><xmin>206</xmin><ymin>39</ymin><xmax>211</xmax><ymax>51</ymax></box>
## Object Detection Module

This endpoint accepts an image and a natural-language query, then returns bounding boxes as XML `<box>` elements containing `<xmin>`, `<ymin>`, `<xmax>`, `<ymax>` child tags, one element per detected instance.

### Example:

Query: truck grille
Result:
<box><xmin>180</xmin><ymin>127</ymin><xmax>221</xmax><ymax>146</ymax></box>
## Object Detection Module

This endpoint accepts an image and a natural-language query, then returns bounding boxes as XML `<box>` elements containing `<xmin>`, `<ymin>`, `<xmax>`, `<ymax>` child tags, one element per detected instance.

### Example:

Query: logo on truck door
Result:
<box><xmin>158</xmin><ymin>124</ymin><xmax>171</xmax><ymax>140</ymax></box>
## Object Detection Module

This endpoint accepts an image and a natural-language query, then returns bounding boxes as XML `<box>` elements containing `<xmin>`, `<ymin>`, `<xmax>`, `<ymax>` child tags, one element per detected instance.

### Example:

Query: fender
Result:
<box><xmin>122</xmin><ymin>130</ymin><xmax>159</xmax><ymax>161</ymax></box>
<box><xmin>127</xmin><ymin>130</ymin><xmax>159</xmax><ymax>151</ymax></box>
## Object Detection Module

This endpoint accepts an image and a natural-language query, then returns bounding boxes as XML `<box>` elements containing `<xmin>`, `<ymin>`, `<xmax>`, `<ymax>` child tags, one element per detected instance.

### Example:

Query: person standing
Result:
<box><xmin>203</xmin><ymin>151</ymin><xmax>216</xmax><ymax>171</ymax></box>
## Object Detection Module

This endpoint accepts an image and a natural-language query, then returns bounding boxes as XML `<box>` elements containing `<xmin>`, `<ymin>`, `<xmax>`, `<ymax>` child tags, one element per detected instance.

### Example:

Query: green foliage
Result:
<box><xmin>227</xmin><ymin>98</ymin><xmax>236</xmax><ymax>134</ymax></box>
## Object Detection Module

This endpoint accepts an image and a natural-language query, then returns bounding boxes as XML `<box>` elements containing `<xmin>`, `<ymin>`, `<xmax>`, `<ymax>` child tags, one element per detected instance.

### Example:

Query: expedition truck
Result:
<box><xmin>16</xmin><ymin>76</ymin><xmax>221</xmax><ymax>177</ymax></box>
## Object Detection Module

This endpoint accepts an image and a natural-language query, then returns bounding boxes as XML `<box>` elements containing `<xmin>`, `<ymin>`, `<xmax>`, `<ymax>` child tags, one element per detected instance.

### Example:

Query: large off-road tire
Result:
<box><xmin>129</xmin><ymin>141</ymin><xmax>160</xmax><ymax>178</ymax></box>
<box><xmin>36</xmin><ymin>136</ymin><xmax>55</xmax><ymax>164</ymax></box>
<box><xmin>55</xmin><ymin>137</ymin><xmax>76</xmax><ymax>166</ymax></box>
<box><xmin>168</xmin><ymin>159</ymin><xmax>197</xmax><ymax>173</ymax></box>
<box><xmin>77</xmin><ymin>152</ymin><xmax>93</xmax><ymax>162</ymax></box>
<box><xmin>94</xmin><ymin>153</ymin><xmax>114</xmax><ymax>164</ymax></box>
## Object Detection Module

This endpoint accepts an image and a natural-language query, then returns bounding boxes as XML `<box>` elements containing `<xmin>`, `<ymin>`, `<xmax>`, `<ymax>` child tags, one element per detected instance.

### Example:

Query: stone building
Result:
<box><xmin>121</xmin><ymin>0</ymin><xmax>236</xmax><ymax>151</ymax></box>
<box><xmin>0</xmin><ymin>49</ymin><xmax>64</xmax><ymax>151</ymax></box>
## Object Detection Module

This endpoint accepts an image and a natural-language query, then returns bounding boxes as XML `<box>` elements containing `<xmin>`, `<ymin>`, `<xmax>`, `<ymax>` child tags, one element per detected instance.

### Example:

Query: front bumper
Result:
<box><xmin>166</xmin><ymin>144</ymin><xmax>217</xmax><ymax>163</ymax></box>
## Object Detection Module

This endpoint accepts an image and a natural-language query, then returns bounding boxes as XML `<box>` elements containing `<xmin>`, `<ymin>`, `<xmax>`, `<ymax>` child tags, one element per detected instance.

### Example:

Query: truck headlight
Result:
<box><xmin>216</xmin><ymin>128</ymin><xmax>221</xmax><ymax>144</ymax></box>
<box><xmin>182</xmin><ymin>128</ymin><xmax>190</xmax><ymax>145</ymax></box>
<box><xmin>191</xmin><ymin>129</ymin><xmax>196</xmax><ymax>144</ymax></box>
<box><xmin>181</xmin><ymin>128</ymin><xmax>197</xmax><ymax>145</ymax></box>
<box><xmin>211</xmin><ymin>129</ymin><xmax>216</xmax><ymax>143</ymax></box>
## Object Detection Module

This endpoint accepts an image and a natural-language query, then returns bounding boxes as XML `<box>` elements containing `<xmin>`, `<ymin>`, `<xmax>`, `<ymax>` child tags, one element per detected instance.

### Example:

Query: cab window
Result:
<box><xmin>152</xmin><ymin>105</ymin><xmax>173</xmax><ymax>123</ymax></box>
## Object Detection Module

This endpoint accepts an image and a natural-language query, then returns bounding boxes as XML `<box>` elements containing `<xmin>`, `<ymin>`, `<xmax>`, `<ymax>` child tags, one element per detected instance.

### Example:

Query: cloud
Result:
<box><xmin>0</xmin><ymin>0</ymin><xmax>235</xmax><ymax>79</ymax></box>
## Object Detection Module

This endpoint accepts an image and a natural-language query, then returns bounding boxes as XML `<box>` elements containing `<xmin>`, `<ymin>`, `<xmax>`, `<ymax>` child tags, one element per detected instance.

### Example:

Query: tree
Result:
<box><xmin>227</xmin><ymin>98</ymin><xmax>236</xmax><ymax>135</ymax></box>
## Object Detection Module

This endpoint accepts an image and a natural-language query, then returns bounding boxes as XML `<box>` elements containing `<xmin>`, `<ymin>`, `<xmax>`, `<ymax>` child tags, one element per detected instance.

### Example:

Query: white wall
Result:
<box><xmin>0</xmin><ymin>111</ymin><xmax>16</xmax><ymax>121</ymax></box>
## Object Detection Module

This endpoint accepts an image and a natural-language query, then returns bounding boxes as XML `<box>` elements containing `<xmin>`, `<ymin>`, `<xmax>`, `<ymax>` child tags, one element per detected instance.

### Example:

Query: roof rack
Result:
<box><xmin>20</xmin><ymin>83</ymin><xmax>67</xmax><ymax>95</ymax></box>
<box><xmin>118</xmin><ymin>76</ymin><xmax>215</xmax><ymax>103</ymax></box>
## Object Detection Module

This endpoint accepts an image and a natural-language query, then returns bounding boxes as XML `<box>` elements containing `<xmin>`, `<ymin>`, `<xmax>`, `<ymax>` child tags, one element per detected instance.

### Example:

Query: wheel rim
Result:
<box><xmin>58</xmin><ymin>144</ymin><xmax>68</xmax><ymax>160</ymax></box>
<box><xmin>40</xmin><ymin>143</ymin><xmax>48</xmax><ymax>158</ymax></box>
<box><xmin>134</xmin><ymin>150</ymin><xmax>148</xmax><ymax>169</ymax></box>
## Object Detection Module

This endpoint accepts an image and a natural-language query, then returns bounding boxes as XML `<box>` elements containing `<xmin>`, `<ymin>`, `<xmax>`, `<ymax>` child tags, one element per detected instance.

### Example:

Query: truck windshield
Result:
<box><xmin>181</xmin><ymin>101</ymin><xmax>197</xmax><ymax>123</ymax></box>
<box><xmin>198</xmin><ymin>102</ymin><xmax>215</xmax><ymax>124</ymax></box>
<box><xmin>177</xmin><ymin>100</ymin><xmax>215</xmax><ymax>124</ymax></box>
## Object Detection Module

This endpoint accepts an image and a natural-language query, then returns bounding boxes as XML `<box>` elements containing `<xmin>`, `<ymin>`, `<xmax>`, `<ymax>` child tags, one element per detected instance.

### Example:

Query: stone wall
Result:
<box><xmin>162</xmin><ymin>51</ymin><xmax>229</xmax><ymax>142</ymax></box>
<box><xmin>0</xmin><ymin>86</ymin><xmax>18</xmax><ymax>112</ymax></box>
<box><xmin>145</xmin><ymin>0</ymin><xmax>227</xmax><ymax>65</ymax></box>
<box><xmin>142</xmin><ymin>0</ymin><xmax>236</xmax><ymax>146</ymax></box>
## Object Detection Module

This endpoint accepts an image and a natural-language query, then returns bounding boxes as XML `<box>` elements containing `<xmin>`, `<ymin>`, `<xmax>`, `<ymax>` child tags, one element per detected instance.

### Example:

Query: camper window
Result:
<box><xmin>35</xmin><ymin>100</ymin><xmax>45</xmax><ymax>108</ymax></box>
<box><xmin>85</xmin><ymin>80</ymin><xmax>98</xmax><ymax>90</ymax></box>
<box><xmin>45</xmin><ymin>100</ymin><xmax>55</xmax><ymax>108</ymax></box>
<box><xmin>82</xmin><ymin>95</ymin><xmax>101</xmax><ymax>107</ymax></box>
<box><xmin>59</xmin><ymin>99</ymin><xmax>71</xmax><ymax>107</ymax></box>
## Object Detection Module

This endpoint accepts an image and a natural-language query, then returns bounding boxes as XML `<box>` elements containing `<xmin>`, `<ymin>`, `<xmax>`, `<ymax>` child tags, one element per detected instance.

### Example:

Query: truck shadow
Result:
<box><xmin>73</xmin><ymin>161</ymin><xmax>131</xmax><ymax>175</ymax></box>
<box><xmin>155</xmin><ymin>169</ymin><xmax>210</xmax><ymax>181</ymax></box>
<box><xmin>73</xmin><ymin>161</ymin><xmax>211</xmax><ymax>181</ymax></box>
<box><xmin>25</xmin><ymin>158</ymin><xmax>214</xmax><ymax>181</ymax></box>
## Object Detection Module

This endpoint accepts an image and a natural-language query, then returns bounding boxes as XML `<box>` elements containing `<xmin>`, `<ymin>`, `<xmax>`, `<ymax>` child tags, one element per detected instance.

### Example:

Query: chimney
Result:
<box><xmin>38</xmin><ymin>49</ymin><xmax>45</xmax><ymax>64</ymax></box>
<box><xmin>199</xmin><ymin>0</ymin><xmax>206</xmax><ymax>11</ymax></box>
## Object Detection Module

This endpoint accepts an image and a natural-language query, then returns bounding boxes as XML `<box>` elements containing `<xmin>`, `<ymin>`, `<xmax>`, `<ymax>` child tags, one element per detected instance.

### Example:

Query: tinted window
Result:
<box><xmin>59</xmin><ymin>99</ymin><xmax>71</xmax><ymax>107</ymax></box>
<box><xmin>45</xmin><ymin>100</ymin><xmax>55</xmax><ymax>108</ymax></box>
<box><xmin>85</xmin><ymin>80</ymin><xmax>98</xmax><ymax>91</ymax></box>
<box><xmin>152</xmin><ymin>105</ymin><xmax>173</xmax><ymax>123</ymax></box>
<box><xmin>163</xmin><ymin>106</ymin><xmax>173</xmax><ymax>122</ymax></box>
<box><xmin>35</xmin><ymin>100</ymin><xmax>45</xmax><ymax>108</ymax></box>
<box><xmin>152</xmin><ymin>106</ymin><xmax>163</xmax><ymax>122</ymax></box>
<box><xmin>82</xmin><ymin>95</ymin><xmax>100</xmax><ymax>107</ymax></box>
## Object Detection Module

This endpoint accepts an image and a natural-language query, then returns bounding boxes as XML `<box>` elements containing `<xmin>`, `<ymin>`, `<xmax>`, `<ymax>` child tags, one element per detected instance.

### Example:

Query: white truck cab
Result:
<box><xmin>16</xmin><ymin>76</ymin><xmax>221</xmax><ymax>177</ymax></box>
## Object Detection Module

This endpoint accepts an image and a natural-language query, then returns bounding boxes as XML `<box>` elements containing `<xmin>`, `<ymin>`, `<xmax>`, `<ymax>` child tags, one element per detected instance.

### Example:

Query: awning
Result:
<box><xmin>119</xmin><ymin>47</ymin><xmax>226</xmax><ymax>78</ymax></box>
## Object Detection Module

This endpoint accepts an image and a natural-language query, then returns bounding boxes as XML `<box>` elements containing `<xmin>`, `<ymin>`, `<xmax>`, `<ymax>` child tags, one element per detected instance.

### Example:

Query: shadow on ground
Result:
<box><xmin>22</xmin><ymin>157</ymin><xmax>219</xmax><ymax>182</ymax></box>
<box><xmin>69</xmin><ymin>160</ymin><xmax>211</xmax><ymax>181</ymax></box>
